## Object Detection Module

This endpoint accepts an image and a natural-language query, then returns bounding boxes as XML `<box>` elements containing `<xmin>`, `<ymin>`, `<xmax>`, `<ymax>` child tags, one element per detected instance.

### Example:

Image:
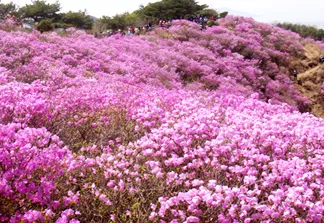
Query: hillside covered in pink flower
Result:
<box><xmin>0</xmin><ymin>16</ymin><xmax>324</xmax><ymax>222</ymax></box>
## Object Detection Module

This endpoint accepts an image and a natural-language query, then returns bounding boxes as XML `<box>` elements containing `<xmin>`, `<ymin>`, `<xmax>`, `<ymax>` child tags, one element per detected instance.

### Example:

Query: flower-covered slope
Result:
<box><xmin>0</xmin><ymin>16</ymin><xmax>324</xmax><ymax>222</ymax></box>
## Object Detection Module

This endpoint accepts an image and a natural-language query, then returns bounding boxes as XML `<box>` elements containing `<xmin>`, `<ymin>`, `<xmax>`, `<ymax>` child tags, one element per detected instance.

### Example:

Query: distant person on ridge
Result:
<box><xmin>199</xmin><ymin>16</ymin><xmax>204</xmax><ymax>24</ymax></box>
<box><xmin>292</xmin><ymin>69</ymin><xmax>298</xmax><ymax>78</ymax></box>
<box><xmin>166</xmin><ymin>20</ymin><xmax>172</xmax><ymax>28</ymax></box>
<box><xmin>118</xmin><ymin>29</ymin><xmax>125</xmax><ymax>36</ymax></box>
<box><xmin>135</xmin><ymin>27</ymin><xmax>140</xmax><ymax>35</ymax></box>
<box><xmin>99</xmin><ymin>31</ymin><xmax>104</xmax><ymax>38</ymax></box>
<box><xmin>128</xmin><ymin>27</ymin><xmax>134</xmax><ymax>35</ymax></box>
<box><xmin>162</xmin><ymin>20</ymin><xmax>166</xmax><ymax>29</ymax></box>
<box><xmin>106</xmin><ymin>30</ymin><xmax>113</xmax><ymax>37</ymax></box>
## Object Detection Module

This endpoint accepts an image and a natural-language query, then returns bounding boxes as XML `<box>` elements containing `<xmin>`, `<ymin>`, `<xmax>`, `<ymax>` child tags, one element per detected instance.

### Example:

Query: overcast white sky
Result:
<box><xmin>4</xmin><ymin>0</ymin><xmax>325</xmax><ymax>27</ymax></box>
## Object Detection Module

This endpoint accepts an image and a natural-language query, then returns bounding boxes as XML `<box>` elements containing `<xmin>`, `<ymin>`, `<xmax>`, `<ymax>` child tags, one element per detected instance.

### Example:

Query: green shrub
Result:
<box><xmin>207</xmin><ymin>20</ymin><xmax>216</xmax><ymax>27</ymax></box>
<box><xmin>36</xmin><ymin>19</ymin><xmax>54</xmax><ymax>33</ymax></box>
<box><xmin>219</xmin><ymin>11</ymin><xmax>228</xmax><ymax>18</ymax></box>
<box><xmin>53</xmin><ymin>22</ymin><xmax>71</xmax><ymax>29</ymax></box>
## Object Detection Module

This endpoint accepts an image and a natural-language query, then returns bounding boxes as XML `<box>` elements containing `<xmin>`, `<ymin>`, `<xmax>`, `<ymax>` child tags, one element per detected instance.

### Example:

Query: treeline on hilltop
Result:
<box><xmin>276</xmin><ymin>22</ymin><xmax>324</xmax><ymax>41</ymax></box>
<box><xmin>0</xmin><ymin>0</ymin><xmax>228</xmax><ymax>33</ymax></box>
<box><xmin>1</xmin><ymin>0</ymin><xmax>324</xmax><ymax>40</ymax></box>
<box><xmin>0</xmin><ymin>1</ymin><xmax>93</xmax><ymax>31</ymax></box>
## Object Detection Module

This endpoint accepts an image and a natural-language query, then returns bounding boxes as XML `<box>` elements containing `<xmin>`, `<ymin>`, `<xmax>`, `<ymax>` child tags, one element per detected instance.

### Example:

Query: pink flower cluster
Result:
<box><xmin>0</xmin><ymin>16</ymin><xmax>323</xmax><ymax>222</ymax></box>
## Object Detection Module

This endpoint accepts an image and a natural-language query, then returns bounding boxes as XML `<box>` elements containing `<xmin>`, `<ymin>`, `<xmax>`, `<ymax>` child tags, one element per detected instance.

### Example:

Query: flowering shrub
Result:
<box><xmin>0</xmin><ymin>16</ymin><xmax>324</xmax><ymax>222</ymax></box>
<box><xmin>0</xmin><ymin>123</ymin><xmax>75</xmax><ymax>222</ymax></box>
<box><xmin>0</xmin><ymin>18</ymin><xmax>20</xmax><ymax>32</ymax></box>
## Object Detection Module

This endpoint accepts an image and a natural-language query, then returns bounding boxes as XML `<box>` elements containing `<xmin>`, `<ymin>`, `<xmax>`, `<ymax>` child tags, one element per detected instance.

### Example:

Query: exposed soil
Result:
<box><xmin>290</xmin><ymin>43</ymin><xmax>324</xmax><ymax>117</ymax></box>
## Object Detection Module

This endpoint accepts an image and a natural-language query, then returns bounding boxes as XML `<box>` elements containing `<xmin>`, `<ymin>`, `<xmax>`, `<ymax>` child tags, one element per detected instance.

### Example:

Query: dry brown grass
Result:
<box><xmin>289</xmin><ymin>43</ymin><xmax>324</xmax><ymax>117</ymax></box>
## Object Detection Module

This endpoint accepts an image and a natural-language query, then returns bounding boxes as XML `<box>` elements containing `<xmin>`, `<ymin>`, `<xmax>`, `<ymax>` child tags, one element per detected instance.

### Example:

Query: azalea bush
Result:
<box><xmin>0</xmin><ymin>16</ymin><xmax>324</xmax><ymax>222</ymax></box>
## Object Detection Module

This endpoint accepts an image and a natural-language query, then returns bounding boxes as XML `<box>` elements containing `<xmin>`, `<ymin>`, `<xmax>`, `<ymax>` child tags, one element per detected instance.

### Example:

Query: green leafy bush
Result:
<box><xmin>36</xmin><ymin>18</ymin><xmax>54</xmax><ymax>33</ymax></box>
<box><xmin>207</xmin><ymin>20</ymin><xmax>216</xmax><ymax>27</ymax></box>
